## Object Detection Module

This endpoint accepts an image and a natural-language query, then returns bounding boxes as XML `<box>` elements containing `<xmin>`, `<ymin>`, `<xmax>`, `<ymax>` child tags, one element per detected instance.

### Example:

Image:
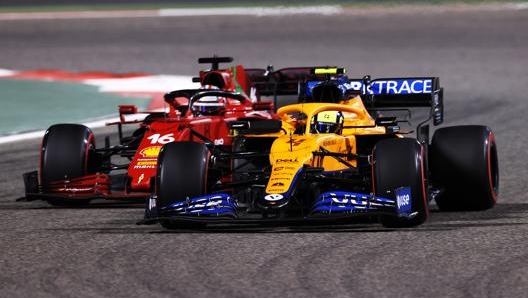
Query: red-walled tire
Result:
<box><xmin>373</xmin><ymin>138</ymin><xmax>428</xmax><ymax>228</ymax></box>
<box><xmin>155</xmin><ymin>141</ymin><xmax>209</xmax><ymax>228</ymax></box>
<box><xmin>431</xmin><ymin>125</ymin><xmax>499</xmax><ymax>211</ymax></box>
<box><xmin>40</xmin><ymin>124</ymin><xmax>96</xmax><ymax>206</ymax></box>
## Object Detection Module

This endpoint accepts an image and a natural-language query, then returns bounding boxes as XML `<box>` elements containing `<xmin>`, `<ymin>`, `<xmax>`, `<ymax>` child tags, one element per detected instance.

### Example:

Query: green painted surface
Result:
<box><xmin>0</xmin><ymin>79</ymin><xmax>150</xmax><ymax>136</ymax></box>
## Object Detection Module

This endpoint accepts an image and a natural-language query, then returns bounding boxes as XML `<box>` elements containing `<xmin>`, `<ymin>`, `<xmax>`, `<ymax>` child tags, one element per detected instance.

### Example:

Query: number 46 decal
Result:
<box><xmin>147</xmin><ymin>133</ymin><xmax>175</xmax><ymax>144</ymax></box>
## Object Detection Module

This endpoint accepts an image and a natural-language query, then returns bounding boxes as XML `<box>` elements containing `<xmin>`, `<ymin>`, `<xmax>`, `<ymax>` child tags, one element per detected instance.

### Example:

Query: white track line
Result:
<box><xmin>158</xmin><ymin>6</ymin><xmax>342</xmax><ymax>17</ymax></box>
<box><xmin>1</xmin><ymin>3</ymin><xmax>527</xmax><ymax>20</ymax></box>
<box><xmin>0</xmin><ymin>69</ymin><xmax>17</xmax><ymax>77</ymax></box>
<box><xmin>0</xmin><ymin>10</ymin><xmax>159</xmax><ymax>20</ymax></box>
<box><xmin>0</xmin><ymin>6</ymin><xmax>342</xmax><ymax>20</ymax></box>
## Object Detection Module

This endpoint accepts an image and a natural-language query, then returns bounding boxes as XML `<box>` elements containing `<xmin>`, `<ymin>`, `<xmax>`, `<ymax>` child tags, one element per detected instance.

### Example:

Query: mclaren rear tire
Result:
<box><xmin>155</xmin><ymin>141</ymin><xmax>209</xmax><ymax>229</ymax></box>
<box><xmin>373</xmin><ymin>138</ymin><xmax>428</xmax><ymax>228</ymax></box>
<box><xmin>40</xmin><ymin>124</ymin><xmax>97</xmax><ymax>206</ymax></box>
<box><xmin>430</xmin><ymin>125</ymin><xmax>498</xmax><ymax>211</ymax></box>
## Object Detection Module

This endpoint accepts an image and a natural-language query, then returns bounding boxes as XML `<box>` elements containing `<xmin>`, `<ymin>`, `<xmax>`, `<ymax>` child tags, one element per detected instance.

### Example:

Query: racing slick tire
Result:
<box><xmin>156</xmin><ymin>141</ymin><xmax>209</xmax><ymax>229</ymax></box>
<box><xmin>40</xmin><ymin>124</ymin><xmax>97</xmax><ymax>206</ymax></box>
<box><xmin>430</xmin><ymin>125</ymin><xmax>498</xmax><ymax>211</ymax></box>
<box><xmin>373</xmin><ymin>138</ymin><xmax>428</xmax><ymax>228</ymax></box>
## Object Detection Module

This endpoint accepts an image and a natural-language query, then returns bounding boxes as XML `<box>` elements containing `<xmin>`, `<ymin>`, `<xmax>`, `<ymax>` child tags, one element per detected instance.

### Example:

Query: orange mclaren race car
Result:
<box><xmin>141</xmin><ymin>67</ymin><xmax>499</xmax><ymax>228</ymax></box>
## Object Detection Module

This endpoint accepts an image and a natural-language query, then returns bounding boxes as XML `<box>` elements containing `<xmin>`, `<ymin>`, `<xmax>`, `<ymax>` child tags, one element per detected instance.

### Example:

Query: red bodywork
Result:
<box><xmin>125</xmin><ymin>98</ymin><xmax>274</xmax><ymax>193</ymax></box>
<box><xmin>35</xmin><ymin>62</ymin><xmax>276</xmax><ymax>201</ymax></box>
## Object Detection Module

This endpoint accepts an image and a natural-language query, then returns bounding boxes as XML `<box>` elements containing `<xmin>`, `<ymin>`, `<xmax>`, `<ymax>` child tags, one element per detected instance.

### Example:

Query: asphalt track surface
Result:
<box><xmin>1</xmin><ymin>5</ymin><xmax>528</xmax><ymax>298</ymax></box>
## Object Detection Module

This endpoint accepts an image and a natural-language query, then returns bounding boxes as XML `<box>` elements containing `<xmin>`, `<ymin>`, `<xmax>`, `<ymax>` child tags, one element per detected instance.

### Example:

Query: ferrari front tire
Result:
<box><xmin>40</xmin><ymin>124</ymin><xmax>96</xmax><ymax>206</ymax></box>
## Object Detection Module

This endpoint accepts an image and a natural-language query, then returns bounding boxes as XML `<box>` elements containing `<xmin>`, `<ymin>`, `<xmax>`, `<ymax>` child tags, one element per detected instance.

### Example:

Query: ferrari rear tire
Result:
<box><xmin>373</xmin><ymin>138</ymin><xmax>428</xmax><ymax>228</ymax></box>
<box><xmin>156</xmin><ymin>141</ymin><xmax>209</xmax><ymax>229</ymax></box>
<box><xmin>40</xmin><ymin>124</ymin><xmax>96</xmax><ymax>206</ymax></box>
<box><xmin>431</xmin><ymin>125</ymin><xmax>498</xmax><ymax>211</ymax></box>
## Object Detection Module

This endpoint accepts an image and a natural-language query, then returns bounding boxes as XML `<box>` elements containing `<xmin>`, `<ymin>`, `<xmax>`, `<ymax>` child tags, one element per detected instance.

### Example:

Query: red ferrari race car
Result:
<box><xmin>21</xmin><ymin>57</ymin><xmax>279</xmax><ymax>206</ymax></box>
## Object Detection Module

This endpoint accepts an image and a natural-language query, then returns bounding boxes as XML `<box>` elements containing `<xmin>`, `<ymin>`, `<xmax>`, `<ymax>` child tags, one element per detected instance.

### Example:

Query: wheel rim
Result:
<box><xmin>488</xmin><ymin>133</ymin><xmax>499</xmax><ymax>203</ymax></box>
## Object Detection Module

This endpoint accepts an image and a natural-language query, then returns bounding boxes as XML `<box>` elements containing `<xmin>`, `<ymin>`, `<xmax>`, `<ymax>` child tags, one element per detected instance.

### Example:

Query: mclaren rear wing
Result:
<box><xmin>354</xmin><ymin>76</ymin><xmax>444</xmax><ymax>126</ymax></box>
<box><xmin>246</xmin><ymin>67</ymin><xmax>443</xmax><ymax>126</ymax></box>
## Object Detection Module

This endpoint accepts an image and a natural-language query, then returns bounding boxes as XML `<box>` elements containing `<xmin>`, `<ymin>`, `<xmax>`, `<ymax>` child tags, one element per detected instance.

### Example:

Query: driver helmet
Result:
<box><xmin>311</xmin><ymin>110</ymin><xmax>344</xmax><ymax>133</ymax></box>
<box><xmin>192</xmin><ymin>96</ymin><xmax>226</xmax><ymax>116</ymax></box>
<box><xmin>200</xmin><ymin>84</ymin><xmax>220</xmax><ymax>91</ymax></box>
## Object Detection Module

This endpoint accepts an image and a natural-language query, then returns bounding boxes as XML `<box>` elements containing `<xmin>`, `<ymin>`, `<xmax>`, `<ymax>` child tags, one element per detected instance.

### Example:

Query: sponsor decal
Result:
<box><xmin>264</xmin><ymin>194</ymin><xmax>283</xmax><ymax>201</ymax></box>
<box><xmin>192</xmin><ymin>200</ymin><xmax>223</xmax><ymax>209</ymax></box>
<box><xmin>395</xmin><ymin>187</ymin><xmax>412</xmax><ymax>214</ymax></box>
<box><xmin>322</xmin><ymin>139</ymin><xmax>337</xmax><ymax>147</ymax></box>
<box><xmin>355</xmin><ymin>79</ymin><xmax>433</xmax><ymax>95</ymax></box>
<box><xmin>271</xmin><ymin>182</ymin><xmax>285</xmax><ymax>187</ymax></box>
<box><xmin>138</xmin><ymin>157</ymin><xmax>156</xmax><ymax>161</ymax></box>
<box><xmin>330</xmin><ymin>193</ymin><xmax>368</xmax><ymax>206</ymax></box>
<box><xmin>137</xmin><ymin>173</ymin><xmax>145</xmax><ymax>184</ymax></box>
<box><xmin>276</xmin><ymin>158</ymin><xmax>299</xmax><ymax>163</ymax></box>
<box><xmin>273</xmin><ymin>173</ymin><xmax>295</xmax><ymax>176</ymax></box>
<box><xmin>134</xmin><ymin>160</ymin><xmax>157</xmax><ymax>169</ymax></box>
<box><xmin>307</xmin><ymin>78</ymin><xmax>433</xmax><ymax>96</ymax></box>
<box><xmin>214</xmin><ymin>138</ymin><xmax>224</xmax><ymax>145</ymax></box>
<box><xmin>134</xmin><ymin>165</ymin><xmax>156</xmax><ymax>169</ymax></box>
<box><xmin>140</xmin><ymin>146</ymin><xmax>162</xmax><ymax>158</ymax></box>
<box><xmin>267</xmin><ymin>188</ymin><xmax>286</xmax><ymax>193</ymax></box>
<box><xmin>137</xmin><ymin>161</ymin><xmax>157</xmax><ymax>166</ymax></box>
<box><xmin>271</xmin><ymin>178</ymin><xmax>290</xmax><ymax>181</ymax></box>
<box><xmin>369</xmin><ymin>79</ymin><xmax>432</xmax><ymax>94</ymax></box>
<box><xmin>274</xmin><ymin>166</ymin><xmax>296</xmax><ymax>171</ymax></box>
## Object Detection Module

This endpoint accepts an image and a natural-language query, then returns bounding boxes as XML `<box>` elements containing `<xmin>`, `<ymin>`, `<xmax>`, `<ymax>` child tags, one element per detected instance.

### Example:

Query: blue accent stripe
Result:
<box><xmin>160</xmin><ymin>193</ymin><xmax>237</xmax><ymax>217</ymax></box>
<box><xmin>310</xmin><ymin>191</ymin><xmax>395</xmax><ymax>215</ymax></box>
